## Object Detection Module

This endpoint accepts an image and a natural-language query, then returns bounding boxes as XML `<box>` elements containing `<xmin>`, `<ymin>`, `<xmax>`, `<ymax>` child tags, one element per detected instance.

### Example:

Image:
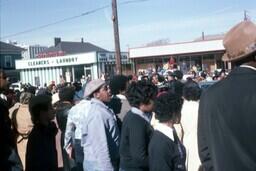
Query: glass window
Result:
<box><xmin>4</xmin><ymin>55</ymin><xmax>12</xmax><ymax>68</ymax></box>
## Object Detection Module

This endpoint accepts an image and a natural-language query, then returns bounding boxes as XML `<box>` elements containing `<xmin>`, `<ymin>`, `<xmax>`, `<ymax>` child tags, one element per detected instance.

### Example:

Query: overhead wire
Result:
<box><xmin>0</xmin><ymin>0</ymin><xmax>151</xmax><ymax>39</ymax></box>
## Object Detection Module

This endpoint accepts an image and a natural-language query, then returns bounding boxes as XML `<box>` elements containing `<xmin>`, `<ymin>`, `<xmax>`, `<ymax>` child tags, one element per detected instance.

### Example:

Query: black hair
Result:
<box><xmin>167</xmin><ymin>80</ymin><xmax>184</xmax><ymax>98</ymax></box>
<box><xmin>127</xmin><ymin>75</ymin><xmax>133</xmax><ymax>81</ymax></box>
<box><xmin>109</xmin><ymin>75</ymin><xmax>128</xmax><ymax>95</ymax></box>
<box><xmin>183</xmin><ymin>80</ymin><xmax>201</xmax><ymax>101</ymax></box>
<box><xmin>58</xmin><ymin>86</ymin><xmax>75</xmax><ymax>102</ymax></box>
<box><xmin>154</xmin><ymin>92</ymin><xmax>183</xmax><ymax>123</ymax></box>
<box><xmin>73</xmin><ymin>82</ymin><xmax>82</xmax><ymax>91</ymax></box>
<box><xmin>126</xmin><ymin>80</ymin><xmax>157</xmax><ymax>108</ymax></box>
<box><xmin>29</xmin><ymin>95</ymin><xmax>52</xmax><ymax>124</ymax></box>
<box><xmin>172</xmin><ymin>70</ymin><xmax>183</xmax><ymax>80</ymax></box>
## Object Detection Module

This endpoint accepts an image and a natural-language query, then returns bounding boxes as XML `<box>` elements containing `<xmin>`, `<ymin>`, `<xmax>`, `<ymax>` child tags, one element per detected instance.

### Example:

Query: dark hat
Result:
<box><xmin>84</xmin><ymin>79</ymin><xmax>105</xmax><ymax>97</ymax></box>
<box><xmin>222</xmin><ymin>21</ymin><xmax>256</xmax><ymax>62</ymax></box>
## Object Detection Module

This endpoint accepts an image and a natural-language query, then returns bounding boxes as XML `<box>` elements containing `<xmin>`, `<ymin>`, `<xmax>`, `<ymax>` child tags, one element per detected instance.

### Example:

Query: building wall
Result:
<box><xmin>0</xmin><ymin>52</ymin><xmax>22</xmax><ymax>82</ymax></box>
<box><xmin>22</xmin><ymin>45</ymin><xmax>47</xmax><ymax>59</ymax></box>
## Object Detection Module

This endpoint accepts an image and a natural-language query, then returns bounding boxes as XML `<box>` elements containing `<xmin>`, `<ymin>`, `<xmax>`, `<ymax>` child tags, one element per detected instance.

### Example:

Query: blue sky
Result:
<box><xmin>1</xmin><ymin>0</ymin><xmax>256</xmax><ymax>51</ymax></box>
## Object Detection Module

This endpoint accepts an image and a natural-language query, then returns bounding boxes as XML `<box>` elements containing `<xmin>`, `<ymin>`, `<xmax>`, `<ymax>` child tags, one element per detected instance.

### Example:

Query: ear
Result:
<box><xmin>93</xmin><ymin>91</ymin><xmax>100</xmax><ymax>99</ymax></box>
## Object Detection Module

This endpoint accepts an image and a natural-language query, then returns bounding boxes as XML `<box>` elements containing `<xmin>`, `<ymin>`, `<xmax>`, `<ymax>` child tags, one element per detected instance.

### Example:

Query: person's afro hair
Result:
<box><xmin>154</xmin><ymin>92</ymin><xmax>183</xmax><ymax>123</ymax></box>
<box><xmin>126</xmin><ymin>80</ymin><xmax>157</xmax><ymax>108</ymax></box>
<box><xmin>183</xmin><ymin>80</ymin><xmax>201</xmax><ymax>101</ymax></box>
<box><xmin>109</xmin><ymin>75</ymin><xmax>128</xmax><ymax>95</ymax></box>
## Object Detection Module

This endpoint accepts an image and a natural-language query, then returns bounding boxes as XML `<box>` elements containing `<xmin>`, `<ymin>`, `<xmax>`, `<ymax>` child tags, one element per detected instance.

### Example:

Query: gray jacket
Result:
<box><xmin>81</xmin><ymin>98</ymin><xmax>120</xmax><ymax>171</ymax></box>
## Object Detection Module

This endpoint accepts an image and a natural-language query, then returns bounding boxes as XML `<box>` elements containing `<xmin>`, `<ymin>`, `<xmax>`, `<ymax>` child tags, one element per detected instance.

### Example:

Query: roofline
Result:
<box><xmin>129</xmin><ymin>38</ymin><xmax>223</xmax><ymax>50</ymax></box>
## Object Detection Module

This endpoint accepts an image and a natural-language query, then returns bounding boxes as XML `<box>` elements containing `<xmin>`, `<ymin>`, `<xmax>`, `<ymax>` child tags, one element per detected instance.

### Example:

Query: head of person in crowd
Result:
<box><xmin>222</xmin><ymin>20</ymin><xmax>256</xmax><ymax>66</ymax></box>
<box><xmin>109</xmin><ymin>75</ymin><xmax>129</xmax><ymax>95</ymax></box>
<box><xmin>183</xmin><ymin>80</ymin><xmax>201</xmax><ymax>101</ymax></box>
<box><xmin>58</xmin><ymin>86</ymin><xmax>75</xmax><ymax>103</ymax></box>
<box><xmin>171</xmin><ymin>70</ymin><xmax>184</xmax><ymax>81</ymax></box>
<box><xmin>84</xmin><ymin>79</ymin><xmax>111</xmax><ymax>102</ymax></box>
<box><xmin>150</xmin><ymin>73</ymin><xmax>159</xmax><ymax>85</ymax></box>
<box><xmin>168</xmin><ymin>79</ymin><xmax>184</xmax><ymax>98</ymax></box>
<box><xmin>154</xmin><ymin>92</ymin><xmax>183</xmax><ymax>125</ymax></box>
<box><xmin>29</xmin><ymin>95</ymin><xmax>55</xmax><ymax>126</ymax></box>
<box><xmin>20</xmin><ymin>92</ymin><xmax>34</xmax><ymax>104</ymax></box>
<box><xmin>127</xmin><ymin>75</ymin><xmax>133</xmax><ymax>84</ymax></box>
<box><xmin>73</xmin><ymin>82</ymin><xmax>82</xmax><ymax>92</ymax></box>
<box><xmin>126</xmin><ymin>80</ymin><xmax>157</xmax><ymax>113</ymax></box>
<box><xmin>37</xmin><ymin>87</ymin><xmax>52</xmax><ymax>96</ymax></box>
<box><xmin>0</xmin><ymin>69</ymin><xmax>8</xmax><ymax>93</ymax></box>
<box><xmin>167</xmin><ymin>71</ymin><xmax>175</xmax><ymax>81</ymax></box>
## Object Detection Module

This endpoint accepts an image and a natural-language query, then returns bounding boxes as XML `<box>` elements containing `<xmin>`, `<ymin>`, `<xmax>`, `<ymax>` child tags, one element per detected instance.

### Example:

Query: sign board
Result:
<box><xmin>16</xmin><ymin>52</ymin><xmax>97</xmax><ymax>69</ymax></box>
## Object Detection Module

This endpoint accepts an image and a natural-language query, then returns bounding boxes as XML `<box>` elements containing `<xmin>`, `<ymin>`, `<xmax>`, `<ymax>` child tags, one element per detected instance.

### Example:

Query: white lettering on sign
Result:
<box><xmin>16</xmin><ymin>52</ymin><xmax>96</xmax><ymax>69</ymax></box>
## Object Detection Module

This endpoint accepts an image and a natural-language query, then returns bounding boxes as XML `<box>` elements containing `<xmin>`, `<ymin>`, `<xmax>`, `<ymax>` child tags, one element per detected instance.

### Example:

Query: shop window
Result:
<box><xmin>4</xmin><ymin>55</ymin><xmax>12</xmax><ymax>68</ymax></box>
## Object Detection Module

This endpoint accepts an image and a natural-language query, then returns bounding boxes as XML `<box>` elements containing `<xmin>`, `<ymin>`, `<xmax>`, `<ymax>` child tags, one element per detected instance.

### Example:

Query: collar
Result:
<box><xmin>91</xmin><ymin>98</ymin><xmax>114</xmax><ymax>113</ymax></box>
<box><xmin>116</xmin><ymin>94</ymin><xmax>127</xmax><ymax>100</ymax></box>
<box><xmin>240</xmin><ymin>65</ymin><xmax>256</xmax><ymax>71</ymax></box>
<box><xmin>91</xmin><ymin>98</ymin><xmax>107</xmax><ymax>108</ymax></box>
<box><xmin>131</xmin><ymin>107</ymin><xmax>150</xmax><ymax>123</ymax></box>
<box><xmin>155</xmin><ymin>123</ymin><xmax>174</xmax><ymax>141</ymax></box>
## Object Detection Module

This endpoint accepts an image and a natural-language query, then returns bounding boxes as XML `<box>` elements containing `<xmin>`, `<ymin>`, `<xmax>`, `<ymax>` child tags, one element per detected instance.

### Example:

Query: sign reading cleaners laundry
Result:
<box><xmin>27</xmin><ymin>57</ymin><xmax>78</xmax><ymax>67</ymax></box>
<box><xmin>16</xmin><ymin>52</ymin><xmax>97</xmax><ymax>69</ymax></box>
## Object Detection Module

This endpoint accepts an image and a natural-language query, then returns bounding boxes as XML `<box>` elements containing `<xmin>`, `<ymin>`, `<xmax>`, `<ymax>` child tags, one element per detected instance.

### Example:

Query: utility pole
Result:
<box><xmin>244</xmin><ymin>10</ymin><xmax>249</xmax><ymax>21</ymax></box>
<box><xmin>112</xmin><ymin>0</ymin><xmax>122</xmax><ymax>75</ymax></box>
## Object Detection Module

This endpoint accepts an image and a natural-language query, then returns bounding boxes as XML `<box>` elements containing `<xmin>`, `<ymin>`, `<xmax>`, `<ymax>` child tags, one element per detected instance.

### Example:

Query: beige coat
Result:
<box><xmin>15</xmin><ymin>104</ymin><xmax>33</xmax><ymax>169</ymax></box>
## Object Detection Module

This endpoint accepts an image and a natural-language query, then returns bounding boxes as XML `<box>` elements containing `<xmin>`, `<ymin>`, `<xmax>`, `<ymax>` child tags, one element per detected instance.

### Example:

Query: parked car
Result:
<box><xmin>9</xmin><ymin>82</ymin><xmax>22</xmax><ymax>91</ymax></box>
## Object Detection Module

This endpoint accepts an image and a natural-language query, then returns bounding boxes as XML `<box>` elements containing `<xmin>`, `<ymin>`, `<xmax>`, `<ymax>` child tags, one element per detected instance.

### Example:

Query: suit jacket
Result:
<box><xmin>198</xmin><ymin>66</ymin><xmax>256</xmax><ymax>171</ymax></box>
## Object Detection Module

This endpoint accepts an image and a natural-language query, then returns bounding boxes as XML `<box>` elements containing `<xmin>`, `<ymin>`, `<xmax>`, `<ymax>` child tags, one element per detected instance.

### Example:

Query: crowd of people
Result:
<box><xmin>1</xmin><ymin>20</ymin><xmax>256</xmax><ymax>171</ymax></box>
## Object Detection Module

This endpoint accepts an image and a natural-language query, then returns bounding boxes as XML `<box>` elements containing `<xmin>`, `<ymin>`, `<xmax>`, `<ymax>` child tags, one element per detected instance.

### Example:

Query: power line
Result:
<box><xmin>0</xmin><ymin>5</ymin><xmax>109</xmax><ymax>39</ymax></box>
<box><xmin>0</xmin><ymin>0</ymin><xmax>150</xmax><ymax>40</ymax></box>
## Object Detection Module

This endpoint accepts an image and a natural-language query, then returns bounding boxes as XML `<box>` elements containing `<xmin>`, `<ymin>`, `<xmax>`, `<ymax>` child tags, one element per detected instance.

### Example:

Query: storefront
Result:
<box><xmin>129</xmin><ymin>39</ymin><xmax>226</xmax><ymax>74</ymax></box>
<box><xmin>97</xmin><ymin>52</ymin><xmax>133</xmax><ymax>76</ymax></box>
<box><xmin>16</xmin><ymin>51</ymin><xmax>131</xmax><ymax>86</ymax></box>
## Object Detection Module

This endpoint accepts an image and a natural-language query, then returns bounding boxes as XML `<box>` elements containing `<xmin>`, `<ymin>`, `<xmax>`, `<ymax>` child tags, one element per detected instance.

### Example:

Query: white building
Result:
<box><xmin>15</xmin><ymin>51</ymin><xmax>130</xmax><ymax>86</ymax></box>
<box><xmin>129</xmin><ymin>38</ymin><xmax>227</xmax><ymax>74</ymax></box>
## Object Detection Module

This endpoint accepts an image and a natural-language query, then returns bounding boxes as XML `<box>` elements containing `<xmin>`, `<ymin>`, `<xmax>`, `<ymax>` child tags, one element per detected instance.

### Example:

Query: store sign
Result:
<box><xmin>27</xmin><ymin>57</ymin><xmax>78</xmax><ymax>67</ymax></box>
<box><xmin>16</xmin><ymin>52</ymin><xmax>97</xmax><ymax>69</ymax></box>
<box><xmin>98</xmin><ymin>52</ymin><xmax>130</xmax><ymax>63</ymax></box>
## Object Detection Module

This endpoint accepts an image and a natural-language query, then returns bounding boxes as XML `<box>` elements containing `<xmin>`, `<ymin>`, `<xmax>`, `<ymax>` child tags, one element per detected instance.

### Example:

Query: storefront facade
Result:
<box><xmin>16</xmin><ymin>51</ymin><xmax>131</xmax><ymax>86</ymax></box>
<box><xmin>129</xmin><ymin>39</ymin><xmax>227</xmax><ymax>74</ymax></box>
<box><xmin>16</xmin><ymin>52</ymin><xmax>97</xmax><ymax>86</ymax></box>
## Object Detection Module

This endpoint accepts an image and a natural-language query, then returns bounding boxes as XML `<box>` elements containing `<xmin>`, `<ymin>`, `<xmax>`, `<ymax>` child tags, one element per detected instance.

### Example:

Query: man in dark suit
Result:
<box><xmin>198</xmin><ymin>20</ymin><xmax>256</xmax><ymax>171</ymax></box>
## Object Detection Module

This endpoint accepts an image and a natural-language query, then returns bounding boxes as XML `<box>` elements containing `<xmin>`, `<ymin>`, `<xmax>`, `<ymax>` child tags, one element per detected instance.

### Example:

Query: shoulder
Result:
<box><xmin>149</xmin><ymin>131</ymin><xmax>175</xmax><ymax>152</ymax></box>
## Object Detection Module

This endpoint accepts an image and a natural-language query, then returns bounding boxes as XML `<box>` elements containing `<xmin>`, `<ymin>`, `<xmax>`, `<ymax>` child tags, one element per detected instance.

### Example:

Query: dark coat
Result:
<box><xmin>198</xmin><ymin>66</ymin><xmax>256</xmax><ymax>171</ymax></box>
<box><xmin>120</xmin><ymin>110</ymin><xmax>153</xmax><ymax>171</ymax></box>
<box><xmin>25</xmin><ymin>122</ymin><xmax>58</xmax><ymax>171</ymax></box>
<box><xmin>148</xmin><ymin>130</ymin><xmax>186</xmax><ymax>171</ymax></box>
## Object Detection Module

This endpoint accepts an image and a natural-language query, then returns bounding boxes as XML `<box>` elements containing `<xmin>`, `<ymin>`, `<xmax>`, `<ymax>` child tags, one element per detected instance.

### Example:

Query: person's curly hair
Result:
<box><xmin>126</xmin><ymin>80</ymin><xmax>157</xmax><ymax>108</ymax></box>
<box><xmin>183</xmin><ymin>80</ymin><xmax>201</xmax><ymax>101</ymax></box>
<box><xmin>109</xmin><ymin>75</ymin><xmax>128</xmax><ymax>95</ymax></box>
<box><xmin>154</xmin><ymin>92</ymin><xmax>183</xmax><ymax>123</ymax></box>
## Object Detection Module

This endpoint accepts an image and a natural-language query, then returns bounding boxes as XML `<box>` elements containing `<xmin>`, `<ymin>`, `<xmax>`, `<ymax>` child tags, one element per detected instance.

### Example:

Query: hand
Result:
<box><xmin>66</xmin><ymin>145</ymin><xmax>73</xmax><ymax>159</ymax></box>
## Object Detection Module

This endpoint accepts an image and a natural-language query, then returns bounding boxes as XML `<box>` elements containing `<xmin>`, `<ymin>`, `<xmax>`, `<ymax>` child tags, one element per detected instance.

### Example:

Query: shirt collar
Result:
<box><xmin>155</xmin><ymin>123</ymin><xmax>174</xmax><ymax>141</ymax></box>
<box><xmin>131</xmin><ymin>107</ymin><xmax>151</xmax><ymax>123</ymax></box>
<box><xmin>116</xmin><ymin>94</ymin><xmax>127</xmax><ymax>100</ymax></box>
